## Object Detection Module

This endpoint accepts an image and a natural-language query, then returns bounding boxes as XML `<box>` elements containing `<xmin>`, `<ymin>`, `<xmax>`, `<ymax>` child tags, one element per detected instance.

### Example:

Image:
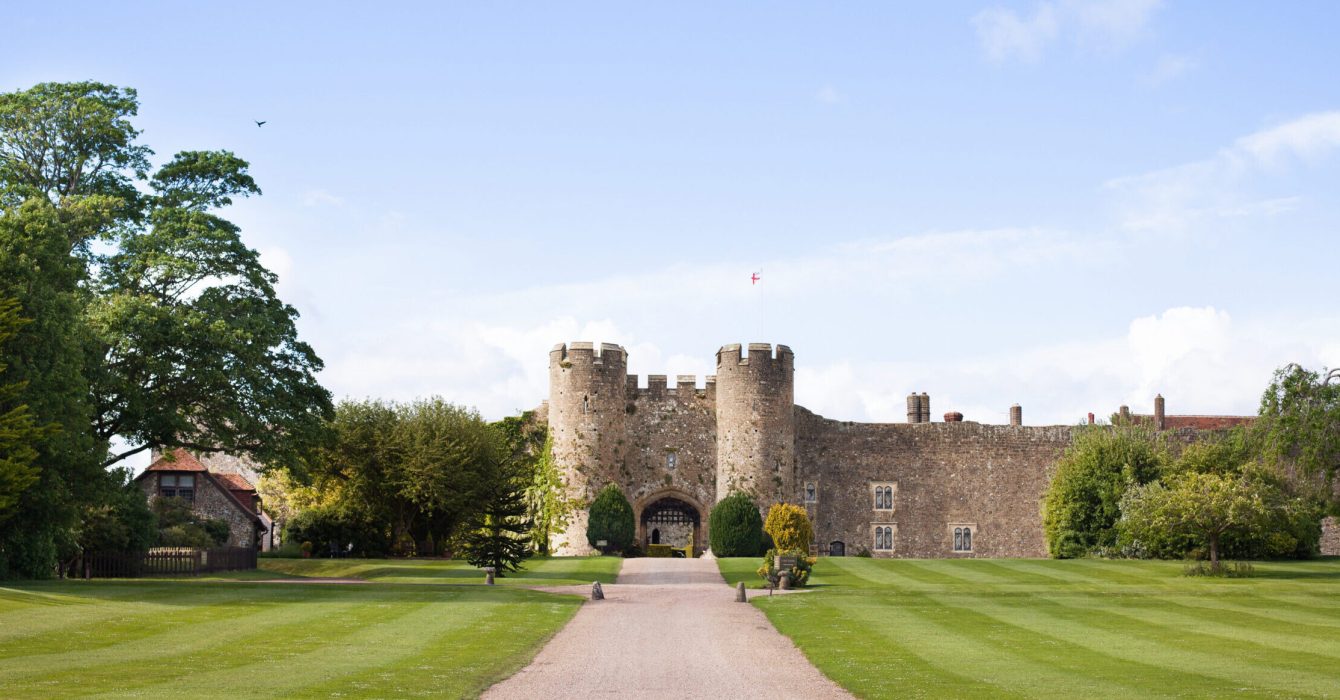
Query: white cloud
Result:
<box><xmin>973</xmin><ymin>0</ymin><xmax>1162</xmax><ymax>62</ymax></box>
<box><xmin>794</xmin><ymin>305</ymin><xmax>1336</xmax><ymax>426</ymax></box>
<box><xmin>972</xmin><ymin>3</ymin><xmax>1059</xmax><ymax>63</ymax></box>
<box><xmin>815</xmin><ymin>85</ymin><xmax>846</xmax><ymax>104</ymax></box>
<box><xmin>1105</xmin><ymin>111</ymin><xmax>1340</xmax><ymax>231</ymax></box>
<box><xmin>1235</xmin><ymin>112</ymin><xmax>1340</xmax><ymax>165</ymax></box>
<box><xmin>1146</xmin><ymin>53</ymin><xmax>1196</xmax><ymax>85</ymax></box>
<box><xmin>301</xmin><ymin>189</ymin><xmax>345</xmax><ymax>208</ymax></box>
<box><xmin>1069</xmin><ymin>0</ymin><xmax>1163</xmax><ymax>46</ymax></box>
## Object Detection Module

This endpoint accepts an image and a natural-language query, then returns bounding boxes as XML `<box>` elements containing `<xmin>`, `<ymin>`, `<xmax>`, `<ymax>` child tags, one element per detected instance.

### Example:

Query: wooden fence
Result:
<box><xmin>78</xmin><ymin>547</ymin><xmax>257</xmax><ymax>579</ymax></box>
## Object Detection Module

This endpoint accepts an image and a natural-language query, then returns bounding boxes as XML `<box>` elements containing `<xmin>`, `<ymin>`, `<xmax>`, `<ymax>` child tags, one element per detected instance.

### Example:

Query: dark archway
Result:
<box><xmin>829</xmin><ymin>541</ymin><xmax>846</xmax><ymax>557</ymax></box>
<box><xmin>639</xmin><ymin>496</ymin><xmax>701</xmax><ymax>550</ymax></box>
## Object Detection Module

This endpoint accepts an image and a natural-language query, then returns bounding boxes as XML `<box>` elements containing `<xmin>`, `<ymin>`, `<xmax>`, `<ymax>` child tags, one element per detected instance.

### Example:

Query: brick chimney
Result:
<box><xmin>1154</xmin><ymin>394</ymin><xmax>1165</xmax><ymax>430</ymax></box>
<box><xmin>1009</xmin><ymin>404</ymin><xmax>1022</xmax><ymax>426</ymax></box>
<box><xmin>907</xmin><ymin>393</ymin><xmax>920</xmax><ymax>424</ymax></box>
<box><xmin>944</xmin><ymin>411</ymin><xmax>963</xmax><ymax>422</ymax></box>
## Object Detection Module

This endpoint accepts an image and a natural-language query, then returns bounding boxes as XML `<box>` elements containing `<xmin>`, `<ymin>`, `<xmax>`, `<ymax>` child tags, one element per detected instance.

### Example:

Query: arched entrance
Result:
<box><xmin>636</xmin><ymin>492</ymin><xmax>704</xmax><ymax>553</ymax></box>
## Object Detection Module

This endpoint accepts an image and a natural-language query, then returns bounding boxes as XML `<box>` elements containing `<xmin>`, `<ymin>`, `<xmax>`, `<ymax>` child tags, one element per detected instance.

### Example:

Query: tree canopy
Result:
<box><xmin>0</xmin><ymin>80</ymin><xmax>331</xmax><ymax>577</ymax></box>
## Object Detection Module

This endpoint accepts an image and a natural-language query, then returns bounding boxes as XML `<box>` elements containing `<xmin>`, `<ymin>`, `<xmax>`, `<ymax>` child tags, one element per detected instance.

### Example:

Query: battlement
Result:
<box><xmin>550</xmin><ymin>341</ymin><xmax>627</xmax><ymax>371</ymax></box>
<box><xmin>715</xmin><ymin>343</ymin><xmax>794</xmax><ymax>370</ymax></box>
<box><xmin>625</xmin><ymin>373</ymin><xmax>716</xmax><ymax>399</ymax></box>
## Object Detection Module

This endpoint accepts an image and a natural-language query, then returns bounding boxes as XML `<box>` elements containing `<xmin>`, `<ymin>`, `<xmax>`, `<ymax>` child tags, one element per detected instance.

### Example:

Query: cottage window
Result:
<box><xmin>160</xmin><ymin>474</ymin><xmax>195</xmax><ymax>502</ymax></box>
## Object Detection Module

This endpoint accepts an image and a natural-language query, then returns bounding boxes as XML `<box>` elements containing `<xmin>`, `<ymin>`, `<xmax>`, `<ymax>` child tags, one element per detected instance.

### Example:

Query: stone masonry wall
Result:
<box><xmin>622</xmin><ymin>375</ymin><xmax>717</xmax><ymax>550</ymax></box>
<box><xmin>548</xmin><ymin>342</ymin><xmax>630</xmax><ymax>555</ymax></box>
<box><xmin>796</xmin><ymin>407</ymin><xmax>1072</xmax><ymax>558</ymax></box>
<box><xmin>715</xmin><ymin>344</ymin><xmax>795</xmax><ymax>506</ymax></box>
<box><xmin>1322</xmin><ymin>517</ymin><xmax>1340</xmax><ymax>557</ymax></box>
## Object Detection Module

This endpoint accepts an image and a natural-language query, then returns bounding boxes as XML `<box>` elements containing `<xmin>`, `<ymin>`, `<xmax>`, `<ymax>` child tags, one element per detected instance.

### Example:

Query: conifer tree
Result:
<box><xmin>462</xmin><ymin>470</ymin><xmax>532</xmax><ymax>576</ymax></box>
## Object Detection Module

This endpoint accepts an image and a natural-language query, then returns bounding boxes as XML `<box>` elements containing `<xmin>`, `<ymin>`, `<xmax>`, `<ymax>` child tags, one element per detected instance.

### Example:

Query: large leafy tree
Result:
<box><xmin>1041</xmin><ymin>425</ymin><xmax>1168</xmax><ymax>558</ymax></box>
<box><xmin>299</xmin><ymin>398</ymin><xmax>502</xmax><ymax>556</ymax></box>
<box><xmin>2</xmin><ymin>81</ymin><xmax>332</xmax><ymax>470</ymax></box>
<box><xmin>0</xmin><ymin>197</ymin><xmax>111</xmax><ymax>577</ymax></box>
<box><xmin>1119</xmin><ymin>471</ymin><xmax>1272</xmax><ymax>573</ymax></box>
<box><xmin>0</xmin><ymin>297</ymin><xmax>45</xmax><ymax>526</ymax></box>
<box><xmin>0</xmin><ymin>81</ymin><xmax>331</xmax><ymax>576</ymax></box>
<box><xmin>1256</xmin><ymin>363</ymin><xmax>1340</xmax><ymax>501</ymax></box>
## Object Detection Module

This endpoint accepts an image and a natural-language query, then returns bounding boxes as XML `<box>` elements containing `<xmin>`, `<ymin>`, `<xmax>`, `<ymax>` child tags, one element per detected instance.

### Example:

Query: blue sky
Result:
<box><xmin>5</xmin><ymin>1</ymin><xmax>1339</xmax><ymax>435</ymax></box>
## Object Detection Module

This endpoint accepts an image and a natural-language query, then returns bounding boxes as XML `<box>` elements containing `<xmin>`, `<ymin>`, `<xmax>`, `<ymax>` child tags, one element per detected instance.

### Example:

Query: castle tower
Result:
<box><xmin>714</xmin><ymin>343</ymin><xmax>796</xmax><ymax>506</ymax></box>
<box><xmin>548</xmin><ymin>342</ymin><xmax>629</xmax><ymax>555</ymax></box>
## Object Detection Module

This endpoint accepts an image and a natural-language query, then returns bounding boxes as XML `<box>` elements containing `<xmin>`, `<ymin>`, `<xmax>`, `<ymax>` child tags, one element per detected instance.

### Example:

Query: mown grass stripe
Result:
<box><xmin>918</xmin><ymin>591</ymin><xmax>1294</xmax><ymax>698</ymax></box>
<box><xmin>90</xmin><ymin>589</ymin><xmax>494</xmax><ymax>698</ymax></box>
<box><xmin>1022</xmin><ymin>590</ymin><xmax>1340</xmax><ymax>696</ymax></box>
<box><xmin>766</xmin><ymin>593</ymin><xmax>1034</xmax><ymax>699</ymax></box>
<box><xmin>296</xmin><ymin>592</ymin><xmax>583</xmax><ymax>698</ymax></box>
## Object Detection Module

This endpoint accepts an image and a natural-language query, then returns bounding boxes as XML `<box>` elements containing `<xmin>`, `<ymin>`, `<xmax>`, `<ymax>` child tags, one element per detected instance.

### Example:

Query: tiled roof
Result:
<box><xmin>214</xmin><ymin>472</ymin><xmax>256</xmax><ymax>491</ymax></box>
<box><xmin>1163</xmin><ymin>415</ymin><xmax>1255</xmax><ymax>430</ymax></box>
<box><xmin>1127</xmin><ymin>414</ymin><xmax>1255</xmax><ymax>430</ymax></box>
<box><xmin>143</xmin><ymin>448</ymin><xmax>208</xmax><ymax>473</ymax></box>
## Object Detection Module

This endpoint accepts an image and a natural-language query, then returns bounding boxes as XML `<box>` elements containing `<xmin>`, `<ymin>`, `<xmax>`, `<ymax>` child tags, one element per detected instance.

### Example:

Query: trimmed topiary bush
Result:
<box><xmin>587</xmin><ymin>483</ymin><xmax>635</xmax><ymax>553</ymax></box>
<box><xmin>708</xmin><ymin>491</ymin><xmax>764</xmax><ymax>556</ymax></box>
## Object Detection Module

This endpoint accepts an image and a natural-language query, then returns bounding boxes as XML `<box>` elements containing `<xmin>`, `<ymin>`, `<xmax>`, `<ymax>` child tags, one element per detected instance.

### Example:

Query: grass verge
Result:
<box><xmin>719</xmin><ymin>556</ymin><xmax>1340</xmax><ymax>699</ymax></box>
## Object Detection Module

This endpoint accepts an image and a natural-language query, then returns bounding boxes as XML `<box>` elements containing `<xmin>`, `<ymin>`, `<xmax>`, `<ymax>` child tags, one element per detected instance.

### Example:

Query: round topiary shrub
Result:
<box><xmin>587</xmin><ymin>483</ymin><xmax>635</xmax><ymax>553</ymax></box>
<box><xmin>708</xmin><ymin>492</ymin><xmax>764</xmax><ymax>557</ymax></box>
<box><xmin>764</xmin><ymin>502</ymin><xmax>814</xmax><ymax>552</ymax></box>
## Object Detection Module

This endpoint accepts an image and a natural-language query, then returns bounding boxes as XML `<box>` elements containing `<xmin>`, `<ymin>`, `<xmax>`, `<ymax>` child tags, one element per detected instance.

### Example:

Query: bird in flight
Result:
<box><xmin>751</xmin><ymin>272</ymin><xmax>761</xmax><ymax>285</ymax></box>
<box><xmin>254</xmin><ymin>120</ymin><xmax>267</xmax><ymax>127</ymax></box>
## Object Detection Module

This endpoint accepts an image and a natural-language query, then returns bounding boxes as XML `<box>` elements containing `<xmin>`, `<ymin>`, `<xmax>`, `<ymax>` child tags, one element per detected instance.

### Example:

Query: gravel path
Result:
<box><xmin>481</xmin><ymin>557</ymin><xmax>851</xmax><ymax>699</ymax></box>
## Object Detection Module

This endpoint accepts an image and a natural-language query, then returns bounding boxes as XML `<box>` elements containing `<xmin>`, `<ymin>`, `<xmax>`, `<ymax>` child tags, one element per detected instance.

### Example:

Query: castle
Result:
<box><xmin>543</xmin><ymin>341</ymin><xmax>1098</xmax><ymax>558</ymax></box>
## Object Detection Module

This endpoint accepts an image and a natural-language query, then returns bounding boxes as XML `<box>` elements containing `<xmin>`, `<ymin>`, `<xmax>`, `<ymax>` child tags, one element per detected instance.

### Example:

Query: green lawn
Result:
<box><xmin>719</xmin><ymin>556</ymin><xmax>1340</xmax><ymax>699</ymax></box>
<box><xmin>0</xmin><ymin>556</ymin><xmax>619</xmax><ymax>698</ymax></box>
<box><xmin>253</xmin><ymin>554</ymin><xmax>623</xmax><ymax>585</ymax></box>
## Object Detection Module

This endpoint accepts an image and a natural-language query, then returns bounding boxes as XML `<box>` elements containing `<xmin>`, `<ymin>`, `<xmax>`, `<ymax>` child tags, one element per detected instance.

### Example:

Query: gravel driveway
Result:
<box><xmin>481</xmin><ymin>557</ymin><xmax>851</xmax><ymax>699</ymax></box>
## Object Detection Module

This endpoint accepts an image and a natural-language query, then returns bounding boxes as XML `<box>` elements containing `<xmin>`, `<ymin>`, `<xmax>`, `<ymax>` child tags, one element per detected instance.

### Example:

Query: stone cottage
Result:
<box><xmin>134</xmin><ymin>449</ymin><xmax>268</xmax><ymax>548</ymax></box>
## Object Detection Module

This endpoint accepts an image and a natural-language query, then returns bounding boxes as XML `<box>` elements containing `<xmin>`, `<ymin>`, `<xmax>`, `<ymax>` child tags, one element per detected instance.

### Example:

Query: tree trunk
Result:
<box><xmin>1209</xmin><ymin>533</ymin><xmax>1220</xmax><ymax>574</ymax></box>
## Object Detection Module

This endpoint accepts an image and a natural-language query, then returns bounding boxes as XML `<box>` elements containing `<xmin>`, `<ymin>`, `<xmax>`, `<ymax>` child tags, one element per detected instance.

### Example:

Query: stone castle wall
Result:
<box><xmin>795</xmin><ymin>408</ymin><xmax>1071</xmax><ymax>558</ymax></box>
<box><xmin>621</xmin><ymin>375</ymin><xmax>717</xmax><ymax>548</ymax></box>
<box><xmin>715</xmin><ymin>344</ymin><xmax>795</xmax><ymax>506</ymax></box>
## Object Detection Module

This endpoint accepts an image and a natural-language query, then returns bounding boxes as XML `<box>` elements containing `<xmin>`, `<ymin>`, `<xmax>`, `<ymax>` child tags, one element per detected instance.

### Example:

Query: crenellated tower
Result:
<box><xmin>548</xmin><ymin>342</ymin><xmax>628</xmax><ymax>554</ymax></box>
<box><xmin>714</xmin><ymin>343</ymin><xmax>796</xmax><ymax>506</ymax></box>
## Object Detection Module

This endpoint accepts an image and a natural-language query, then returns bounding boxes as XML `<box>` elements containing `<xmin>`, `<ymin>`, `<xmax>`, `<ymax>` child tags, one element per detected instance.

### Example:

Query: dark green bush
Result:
<box><xmin>586</xmin><ymin>483</ymin><xmax>634</xmax><ymax>553</ymax></box>
<box><xmin>708</xmin><ymin>492</ymin><xmax>764</xmax><ymax>557</ymax></box>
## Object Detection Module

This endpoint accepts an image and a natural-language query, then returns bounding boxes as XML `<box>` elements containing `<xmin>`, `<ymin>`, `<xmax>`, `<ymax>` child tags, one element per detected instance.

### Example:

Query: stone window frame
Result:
<box><xmin>949</xmin><ymin>523</ymin><xmax>976</xmax><ymax>553</ymax></box>
<box><xmin>803</xmin><ymin>481</ymin><xmax>817</xmax><ymax>503</ymax></box>
<box><xmin>666</xmin><ymin>451</ymin><xmax>677</xmax><ymax>470</ymax></box>
<box><xmin>159</xmin><ymin>473</ymin><xmax>196</xmax><ymax>502</ymax></box>
<box><xmin>871</xmin><ymin>523</ymin><xmax>896</xmax><ymax>551</ymax></box>
<box><xmin>871</xmin><ymin>482</ymin><xmax>895</xmax><ymax>511</ymax></box>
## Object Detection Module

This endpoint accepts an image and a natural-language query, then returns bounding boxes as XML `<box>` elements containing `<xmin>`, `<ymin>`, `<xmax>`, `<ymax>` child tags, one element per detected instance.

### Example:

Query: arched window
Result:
<box><xmin>963</xmin><ymin>528</ymin><xmax>972</xmax><ymax>552</ymax></box>
<box><xmin>874</xmin><ymin>488</ymin><xmax>883</xmax><ymax>510</ymax></box>
<box><xmin>805</xmin><ymin>482</ymin><xmax>816</xmax><ymax>503</ymax></box>
<box><xmin>883</xmin><ymin>486</ymin><xmax>893</xmax><ymax>509</ymax></box>
<box><xmin>582</xmin><ymin>395</ymin><xmax>590</xmax><ymax>414</ymax></box>
<box><xmin>954</xmin><ymin>527</ymin><xmax>963</xmax><ymax>551</ymax></box>
<box><xmin>666</xmin><ymin>452</ymin><xmax>677</xmax><ymax>469</ymax></box>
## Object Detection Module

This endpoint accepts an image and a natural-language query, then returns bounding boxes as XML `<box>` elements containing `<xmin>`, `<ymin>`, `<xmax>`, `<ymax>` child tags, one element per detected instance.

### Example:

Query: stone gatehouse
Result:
<box><xmin>540</xmin><ymin>341</ymin><xmax>1301</xmax><ymax>558</ymax></box>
